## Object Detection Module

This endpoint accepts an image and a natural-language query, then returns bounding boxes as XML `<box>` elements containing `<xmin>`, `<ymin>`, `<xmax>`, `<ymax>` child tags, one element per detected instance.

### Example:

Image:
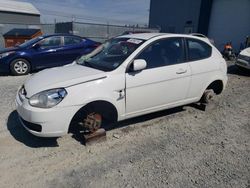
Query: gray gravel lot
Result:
<box><xmin>0</xmin><ymin>62</ymin><xmax>249</xmax><ymax>188</ymax></box>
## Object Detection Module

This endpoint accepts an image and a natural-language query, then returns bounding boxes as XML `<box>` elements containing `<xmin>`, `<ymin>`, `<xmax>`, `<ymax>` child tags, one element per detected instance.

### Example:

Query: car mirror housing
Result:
<box><xmin>132</xmin><ymin>59</ymin><xmax>147</xmax><ymax>72</ymax></box>
<box><xmin>32</xmin><ymin>43</ymin><xmax>40</xmax><ymax>49</ymax></box>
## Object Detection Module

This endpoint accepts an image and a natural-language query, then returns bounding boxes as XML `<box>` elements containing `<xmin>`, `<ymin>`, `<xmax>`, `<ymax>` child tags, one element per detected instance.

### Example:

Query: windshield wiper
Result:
<box><xmin>84</xmin><ymin>60</ymin><xmax>98</xmax><ymax>69</ymax></box>
<box><xmin>84</xmin><ymin>60</ymin><xmax>112</xmax><ymax>72</ymax></box>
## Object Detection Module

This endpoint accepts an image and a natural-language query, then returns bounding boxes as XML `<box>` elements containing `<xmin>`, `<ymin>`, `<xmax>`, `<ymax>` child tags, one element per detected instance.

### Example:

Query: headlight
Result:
<box><xmin>29</xmin><ymin>88</ymin><xmax>67</xmax><ymax>108</ymax></box>
<box><xmin>0</xmin><ymin>51</ymin><xmax>15</xmax><ymax>59</ymax></box>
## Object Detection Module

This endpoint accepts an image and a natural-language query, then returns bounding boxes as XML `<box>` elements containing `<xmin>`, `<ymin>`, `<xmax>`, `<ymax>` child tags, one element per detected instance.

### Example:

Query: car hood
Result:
<box><xmin>0</xmin><ymin>47</ymin><xmax>19</xmax><ymax>54</ymax></box>
<box><xmin>24</xmin><ymin>64</ymin><xmax>106</xmax><ymax>97</ymax></box>
<box><xmin>240</xmin><ymin>47</ymin><xmax>250</xmax><ymax>57</ymax></box>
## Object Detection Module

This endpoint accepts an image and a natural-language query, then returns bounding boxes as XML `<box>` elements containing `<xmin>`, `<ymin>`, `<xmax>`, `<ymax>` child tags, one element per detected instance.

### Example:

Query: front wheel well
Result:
<box><xmin>206</xmin><ymin>80</ymin><xmax>224</xmax><ymax>95</ymax></box>
<box><xmin>69</xmin><ymin>100</ymin><xmax>118</xmax><ymax>131</ymax></box>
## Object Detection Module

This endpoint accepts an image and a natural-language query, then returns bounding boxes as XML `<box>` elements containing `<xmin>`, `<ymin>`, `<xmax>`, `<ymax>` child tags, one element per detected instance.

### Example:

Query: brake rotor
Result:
<box><xmin>202</xmin><ymin>89</ymin><xmax>215</xmax><ymax>104</ymax></box>
<box><xmin>83</xmin><ymin>113</ymin><xmax>102</xmax><ymax>133</ymax></box>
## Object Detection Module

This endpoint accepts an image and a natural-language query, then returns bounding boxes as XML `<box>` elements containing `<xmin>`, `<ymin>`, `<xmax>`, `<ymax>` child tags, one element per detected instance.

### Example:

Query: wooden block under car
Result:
<box><xmin>83</xmin><ymin>128</ymin><xmax>106</xmax><ymax>145</ymax></box>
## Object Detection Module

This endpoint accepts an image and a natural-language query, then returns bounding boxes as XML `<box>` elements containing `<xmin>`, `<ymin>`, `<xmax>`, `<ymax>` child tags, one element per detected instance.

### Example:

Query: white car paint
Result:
<box><xmin>16</xmin><ymin>33</ymin><xmax>228</xmax><ymax>137</ymax></box>
<box><xmin>125</xmin><ymin>62</ymin><xmax>191</xmax><ymax>118</ymax></box>
<box><xmin>236</xmin><ymin>47</ymin><xmax>250</xmax><ymax>70</ymax></box>
<box><xmin>189</xmin><ymin>33</ymin><xmax>214</xmax><ymax>44</ymax></box>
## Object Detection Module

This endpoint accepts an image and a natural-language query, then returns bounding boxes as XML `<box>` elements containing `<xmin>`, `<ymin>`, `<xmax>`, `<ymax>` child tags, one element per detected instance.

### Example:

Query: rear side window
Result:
<box><xmin>64</xmin><ymin>36</ymin><xmax>82</xmax><ymax>45</ymax></box>
<box><xmin>187</xmin><ymin>38</ymin><xmax>212</xmax><ymax>61</ymax></box>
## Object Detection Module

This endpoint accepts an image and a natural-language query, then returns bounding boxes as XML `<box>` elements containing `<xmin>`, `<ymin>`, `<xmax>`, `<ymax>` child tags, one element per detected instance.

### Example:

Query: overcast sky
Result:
<box><xmin>17</xmin><ymin>0</ymin><xmax>150</xmax><ymax>25</ymax></box>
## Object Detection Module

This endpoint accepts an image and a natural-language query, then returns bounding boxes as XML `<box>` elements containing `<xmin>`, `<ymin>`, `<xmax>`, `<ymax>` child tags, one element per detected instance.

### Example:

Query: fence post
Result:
<box><xmin>107</xmin><ymin>22</ymin><xmax>109</xmax><ymax>40</ymax></box>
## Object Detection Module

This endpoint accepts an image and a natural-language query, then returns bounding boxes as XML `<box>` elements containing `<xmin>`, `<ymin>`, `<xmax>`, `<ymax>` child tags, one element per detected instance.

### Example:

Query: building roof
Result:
<box><xmin>0</xmin><ymin>0</ymin><xmax>40</xmax><ymax>16</ymax></box>
<box><xmin>3</xmin><ymin>28</ymin><xmax>41</xmax><ymax>37</ymax></box>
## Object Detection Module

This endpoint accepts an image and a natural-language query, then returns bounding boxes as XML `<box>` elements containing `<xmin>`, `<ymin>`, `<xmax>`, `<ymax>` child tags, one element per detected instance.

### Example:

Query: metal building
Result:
<box><xmin>149</xmin><ymin>0</ymin><xmax>250</xmax><ymax>51</ymax></box>
<box><xmin>0</xmin><ymin>0</ymin><xmax>40</xmax><ymax>49</ymax></box>
<box><xmin>0</xmin><ymin>0</ymin><xmax>40</xmax><ymax>24</ymax></box>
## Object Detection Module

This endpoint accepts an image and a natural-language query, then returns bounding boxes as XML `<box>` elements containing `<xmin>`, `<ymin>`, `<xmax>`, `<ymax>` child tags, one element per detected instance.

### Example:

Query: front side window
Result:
<box><xmin>136</xmin><ymin>37</ymin><xmax>185</xmax><ymax>69</ymax></box>
<box><xmin>64</xmin><ymin>36</ymin><xmax>82</xmax><ymax>45</ymax></box>
<box><xmin>187</xmin><ymin>38</ymin><xmax>212</xmax><ymax>61</ymax></box>
<box><xmin>77</xmin><ymin>37</ymin><xmax>145</xmax><ymax>71</ymax></box>
<box><xmin>18</xmin><ymin>36</ymin><xmax>43</xmax><ymax>48</ymax></box>
<box><xmin>38</xmin><ymin>36</ymin><xmax>62</xmax><ymax>49</ymax></box>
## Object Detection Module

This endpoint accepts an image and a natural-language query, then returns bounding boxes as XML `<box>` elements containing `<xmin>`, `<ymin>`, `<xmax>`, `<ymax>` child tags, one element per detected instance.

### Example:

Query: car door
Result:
<box><xmin>31</xmin><ymin>36</ymin><xmax>64</xmax><ymax>69</ymax></box>
<box><xmin>125</xmin><ymin>37</ymin><xmax>191</xmax><ymax>118</ymax></box>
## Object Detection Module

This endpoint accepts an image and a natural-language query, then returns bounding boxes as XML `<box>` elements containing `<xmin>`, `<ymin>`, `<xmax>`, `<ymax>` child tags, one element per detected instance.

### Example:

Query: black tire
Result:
<box><xmin>10</xmin><ymin>58</ymin><xmax>31</xmax><ymax>76</ymax></box>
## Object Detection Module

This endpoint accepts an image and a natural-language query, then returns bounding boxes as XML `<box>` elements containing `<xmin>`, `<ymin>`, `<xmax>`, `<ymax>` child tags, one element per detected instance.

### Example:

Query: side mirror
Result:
<box><xmin>32</xmin><ymin>43</ymin><xmax>40</xmax><ymax>49</ymax></box>
<box><xmin>132</xmin><ymin>59</ymin><xmax>147</xmax><ymax>72</ymax></box>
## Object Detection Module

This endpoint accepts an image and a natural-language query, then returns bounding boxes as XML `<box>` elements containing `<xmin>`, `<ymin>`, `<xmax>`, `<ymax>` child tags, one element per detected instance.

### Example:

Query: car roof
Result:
<box><xmin>118</xmin><ymin>32</ymin><xmax>209</xmax><ymax>41</ymax></box>
<box><xmin>118</xmin><ymin>33</ymin><xmax>165</xmax><ymax>40</ymax></box>
<box><xmin>189</xmin><ymin>33</ymin><xmax>208</xmax><ymax>38</ymax></box>
<box><xmin>42</xmin><ymin>33</ymin><xmax>82</xmax><ymax>38</ymax></box>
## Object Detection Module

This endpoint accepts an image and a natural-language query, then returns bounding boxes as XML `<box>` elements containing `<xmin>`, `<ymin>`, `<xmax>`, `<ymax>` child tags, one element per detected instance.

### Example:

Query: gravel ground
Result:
<box><xmin>0</xmin><ymin>62</ymin><xmax>249</xmax><ymax>188</ymax></box>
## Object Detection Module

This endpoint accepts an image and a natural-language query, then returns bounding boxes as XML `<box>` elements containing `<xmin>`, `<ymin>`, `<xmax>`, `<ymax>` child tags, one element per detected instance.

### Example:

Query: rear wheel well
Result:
<box><xmin>69</xmin><ymin>100</ymin><xmax>118</xmax><ymax>131</ymax></box>
<box><xmin>206</xmin><ymin>80</ymin><xmax>224</xmax><ymax>95</ymax></box>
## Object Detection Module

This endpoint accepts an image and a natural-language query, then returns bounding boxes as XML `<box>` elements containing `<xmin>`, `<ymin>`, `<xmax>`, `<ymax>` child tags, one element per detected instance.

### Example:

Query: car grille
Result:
<box><xmin>237</xmin><ymin>61</ymin><xmax>247</xmax><ymax>66</ymax></box>
<box><xmin>238</xmin><ymin>55</ymin><xmax>250</xmax><ymax>62</ymax></box>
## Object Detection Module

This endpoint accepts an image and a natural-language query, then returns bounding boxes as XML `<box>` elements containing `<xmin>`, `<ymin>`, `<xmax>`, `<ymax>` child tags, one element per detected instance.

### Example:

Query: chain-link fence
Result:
<box><xmin>0</xmin><ymin>22</ymin><xmax>158</xmax><ymax>49</ymax></box>
<box><xmin>73</xmin><ymin>22</ymin><xmax>158</xmax><ymax>42</ymax></box>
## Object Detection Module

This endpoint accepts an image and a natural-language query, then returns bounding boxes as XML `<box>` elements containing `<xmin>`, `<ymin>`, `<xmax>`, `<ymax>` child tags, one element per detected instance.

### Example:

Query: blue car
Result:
<box><xmin>0</xmin><ymin>34</ymin><xmax>100</xmax><ymax>75</ymax></box>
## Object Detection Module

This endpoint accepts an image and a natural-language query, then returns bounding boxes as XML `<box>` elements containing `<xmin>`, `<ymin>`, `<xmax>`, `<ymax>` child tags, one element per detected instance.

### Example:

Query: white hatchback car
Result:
<box><xmin>16</xmin><ymin>33</ymin><xmax>228</xmax><ymax>137</ymax></box>
<box><xmin>236</xmin><ymin>47</ymin><xmax>250</xmax><ymax>70</ymax></box>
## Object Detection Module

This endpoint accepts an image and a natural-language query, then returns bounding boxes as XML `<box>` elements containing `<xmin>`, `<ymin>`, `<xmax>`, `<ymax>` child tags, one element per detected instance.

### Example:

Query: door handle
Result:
<box><xmin>176</xmin><ymin>69</ymin><xmax>187</xmax><ymax>74</ymax></box>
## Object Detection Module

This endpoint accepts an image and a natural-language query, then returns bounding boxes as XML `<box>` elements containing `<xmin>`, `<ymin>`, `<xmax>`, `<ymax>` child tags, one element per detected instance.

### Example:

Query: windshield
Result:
<box><xmin>18</xmin><ymin>36</ymin><xmax>44</xmax><ymax>48</ymax></box>
<box><xmin>77</xmin><ymin>37</ymin><xmax>145</xmax><ymax>71</ymax></box>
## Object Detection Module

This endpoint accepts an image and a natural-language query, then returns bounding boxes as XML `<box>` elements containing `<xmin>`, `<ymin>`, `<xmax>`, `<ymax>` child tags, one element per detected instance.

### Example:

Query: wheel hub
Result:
<box><xmin>14</xmin><ymin>61</ymin><xmax>28</xmax><ymax>74</ymax></box>
<box><xmin>83</xmin><ymin>113</ymin><xmax>102</xmax><ymax>133</ymax></box>
<box><xmin>203</xmin><ymin>89</ymin><xmax>215</xmax><ymax>103</ymax></box>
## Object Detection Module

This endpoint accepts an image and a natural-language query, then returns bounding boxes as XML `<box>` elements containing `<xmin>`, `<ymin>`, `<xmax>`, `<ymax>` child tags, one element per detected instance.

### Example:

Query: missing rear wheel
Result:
<box><xmin>201</xmin><ymin>89</ymin><xmax>215</xmax><ymax>104</ymax></box>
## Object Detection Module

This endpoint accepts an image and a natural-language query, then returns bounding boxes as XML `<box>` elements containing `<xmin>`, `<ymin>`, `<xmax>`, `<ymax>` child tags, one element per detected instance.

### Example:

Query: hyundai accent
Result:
<box><xmin>16</xmin><ymin>33</ymin><xmax>228</xmax><ymax>137</ymax></box>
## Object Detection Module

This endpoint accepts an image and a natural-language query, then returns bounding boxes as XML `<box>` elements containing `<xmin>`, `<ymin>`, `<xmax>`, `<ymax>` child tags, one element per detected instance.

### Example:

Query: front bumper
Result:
<box><xmin>0</xmin><ymin>59</ymin><xmax>10</xmax><ymax>73</ymax></box>
<box><xmin>16</xmin><ymin>93</ymin><xmax>80</xmax><ymax>137</ymax></box>
<box><xmin>235</xmin><ymin>59</ymin><xmax>250</xmax><ymax>70</ymax></box>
